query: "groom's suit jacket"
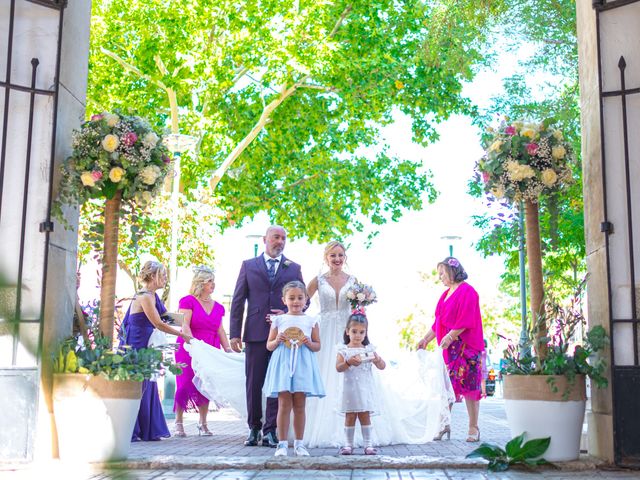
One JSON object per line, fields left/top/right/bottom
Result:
{"left": 230, "top": 255, "right": 304, "bottom": 343}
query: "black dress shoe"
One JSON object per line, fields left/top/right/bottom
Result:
{"left": 244, "top": 427, "right": 261, "bottom": 446}
{"left": 262, "top": 431, "right": 279, "bottom": 447}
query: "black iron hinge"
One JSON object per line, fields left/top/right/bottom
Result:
{"left": 601, "top": 221, "right": 614, "bottom": 234}
{"left": 39, "top": 221, "right": 54, "bottom": 233}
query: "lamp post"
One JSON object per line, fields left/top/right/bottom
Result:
{"left": 160, "top": 134, "right": 197, "bottom": 419}
{"left": 518, "top": 203, "right": 529, "bottom": 349}
{"left": 246, "top": 234, "right": 263, "bottom": 257}
{"left": 162, "top": 133, "right": 197, "bottom": 311}
{"left": 440, "top": 235, "right": 462, "bottom": 257}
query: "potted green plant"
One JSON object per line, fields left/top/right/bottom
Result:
{"left": 499, "top": 281, "right": 608, "bottom": 462}
{"left": 52, "top": 320, "right": 183, "bottom": 462}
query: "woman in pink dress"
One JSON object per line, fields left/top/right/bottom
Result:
{"left": 418, "top": 257, "right": 484, "bottom": 443}
{"left": 173, "top": 266, "right": 231, "bottom": 436}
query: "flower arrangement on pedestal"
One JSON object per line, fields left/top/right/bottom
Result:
{"left": 56, "top": 112, "right": 171, "bottom": 208}
{"left": 475, "top": 119, "right": 608, "bottom": 463}
{"left": 477, "top": 119, "right": 573, "bottom": 204}
{"left": 476, "top": 118, "right": 574, "bottom": 361}
{"left": 55, "top": 112, "right": 171, "bottom": 343}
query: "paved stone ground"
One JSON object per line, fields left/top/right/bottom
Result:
{"left": 4, "top": 395, "right": 639, "bottom": 479}
{"left": 126, "top": 395, "right": 511, "bottom": 459}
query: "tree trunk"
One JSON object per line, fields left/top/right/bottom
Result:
{"left": 100, "top": 191, "right": 122, "bottom": 345}
{"left": 525, "top": 199, "right": 547, "bottom": 360}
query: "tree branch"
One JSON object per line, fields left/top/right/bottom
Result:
{"left": 208, "top": 4, "right": 353, "bottom": 192}
{"left": 279, "top": 173, "right": 320, "bottom": 190}
{"left": 101, "top": 47, "right": 168, "bottom": 91}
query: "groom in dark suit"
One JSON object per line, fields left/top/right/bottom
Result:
{"left": 230, "top": 225, "right": 305, "bottom": 447}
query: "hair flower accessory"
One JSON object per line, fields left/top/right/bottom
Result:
{"left": 447, "top": 258, "right": 460, "bottom": 268}
{"left": 351, "top": 305, "right": 367, "bottom": 316}
{"left": 345, "top": 280, "right": 377, "bottom": 310}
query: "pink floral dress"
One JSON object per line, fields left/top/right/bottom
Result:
{"left": 431, "top": 282, "right": 485, "bottom": 402}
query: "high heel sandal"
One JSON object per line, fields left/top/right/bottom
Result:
{"left": 433, "top": 425, "right": 451, "bottom": 441}
{"left": 197, "top": 423, "right": 213, "bottom": 436}
{"left": 174, "top": 422, "right": 186, "bottom": 438}
{"left": 466, "top": 427, "right": 480, "bottom": 442}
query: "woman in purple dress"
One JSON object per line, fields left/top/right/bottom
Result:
{"left": 119, "top": 261, "right": 193, "bottom": 441}
{"left": 418, "top": 257, "right": 485, "bottom": 443}
{"left": 173, "top": 266, "right": 231, "bottom": 437}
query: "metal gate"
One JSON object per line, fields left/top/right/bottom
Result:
{"left": 594, "top": 0, "right": 640, "bottom": 468}
{"left": 0, "top": 0, "right": 65, "bottom": 461}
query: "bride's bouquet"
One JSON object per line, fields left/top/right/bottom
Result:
{"left": 346, "top": 280, "right": 377, "bottom": 310}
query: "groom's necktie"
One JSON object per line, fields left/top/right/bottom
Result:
{"left": 267, "top": 258, "right": 278, "bottom": 282}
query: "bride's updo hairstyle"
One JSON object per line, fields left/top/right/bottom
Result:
{"left": 343, "top": 311, "right": 370, "bottom": 346}
{"left": 437, "top": 256, "right": 468, "bottom": 283}
{"left": 139, "top": 260, "right": 167, "bottom": 287}
{"left": 190, "top": 266, "right": 215, "bottom": 297}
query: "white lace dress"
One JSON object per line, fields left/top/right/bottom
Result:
{"left": 304, "top": 274, "right": 456, "bottom": 447}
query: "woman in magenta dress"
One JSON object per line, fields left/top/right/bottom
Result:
{"left": 119, "top": 261, "right": 192, "bottom": 441}
{"left": 173, "top": 266, "right": 231, "bottom": 436}
{"left": 418, "top": 257, "right": 484, "bottom": 443}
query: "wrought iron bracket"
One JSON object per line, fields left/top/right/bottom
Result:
{"left": 601, "top": 221, "right": 614, "bottom": 234}
{"left": 39, "top": 221, "right": 54, "bottom": 233}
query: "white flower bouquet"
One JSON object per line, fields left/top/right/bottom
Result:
{"left": 476, "top": 118, "right": 574, "bottom": 204}
{"left": 55, "top": 112, "right": 171, "bottom": 211}
{"left": 345, "top": 280, "right": 377, "bottom": 310}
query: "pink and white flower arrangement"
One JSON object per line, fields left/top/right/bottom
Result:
{"left": 476, "top": 118, "right": 574, "bottom": 204}
{"left": 56, "top": 112, "right": 171, "bottom": 210}
{"left": 345, "top": 280, "right": 377, "bottom": 310}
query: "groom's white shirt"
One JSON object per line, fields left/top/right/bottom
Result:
{"left": 262, "top": 252, "right": 282, "bottom": 275}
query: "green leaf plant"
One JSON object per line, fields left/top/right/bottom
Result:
{"left": 500, "top": 277, "right": 609, "bottom": 399}
{"left": 53, "top": 303, "right": 184, "bottom": 381}
{"left": 466, "top": 433, "right": 552, "bottom": 472}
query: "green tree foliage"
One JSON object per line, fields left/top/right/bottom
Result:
{"left": 77, "top": 193, "right": 219, "bottom": 292}
{"left": 470, "top": 0, "right": 584, "bottom": 298}
{"left": 87, "top": 0, "right": 506, "bottom": 243}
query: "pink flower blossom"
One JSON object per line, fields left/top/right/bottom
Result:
{"left": 91, "top": 170, "right": 103, "bottom": 181}
{"left": 526, "top": 142, "right": 539, "bottom": 155}
{"left": 90, "top": 114, "right": 104, "bottom": 121}
{"left": 122, "top": 132, "right": 138, "bottom": 147}
{"left": 482, "top": 171, "right": 490, "bottom": 183}
{"left": 505, "top": 125, "right": 516, "bottom": 136}
{"left": 162, "top": 155, "right": 171, "bottom": 164}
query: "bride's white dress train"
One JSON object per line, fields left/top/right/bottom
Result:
{"left": 185, "top": 274, "right": 454, "bottom": 447}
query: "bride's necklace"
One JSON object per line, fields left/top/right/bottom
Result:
{"left": 197, "top": 296, "right": 213, "bottom": 303}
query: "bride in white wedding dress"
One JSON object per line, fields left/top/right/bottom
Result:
{"left": 304, "top": 241, "right": 455, "bottom": 448}
{"left": 185, "top": 241, "right": 454, "bottom": 448}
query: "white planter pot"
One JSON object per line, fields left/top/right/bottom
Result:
{"left": 503, "top": 375, "right": 586, "bottom": 462}
{"left": 53, "top": 374, "right": 142, "bottom": 462}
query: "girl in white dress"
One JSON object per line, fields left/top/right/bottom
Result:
{"left": 336, "top": 311, "right": 386, "bottom": 455}
{"left": 263, "top": 281, "right": 325, "bottom": 457}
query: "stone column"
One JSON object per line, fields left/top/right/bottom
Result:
{"left": 35, "top": 2, "right": 92, "bottom": 460}
{"left": 576, "top": 1, "right": 613, "bottom": 463}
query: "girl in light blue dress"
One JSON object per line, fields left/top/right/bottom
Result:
{"left": 264, "top": 281, "right": 325, "bottom": 457}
